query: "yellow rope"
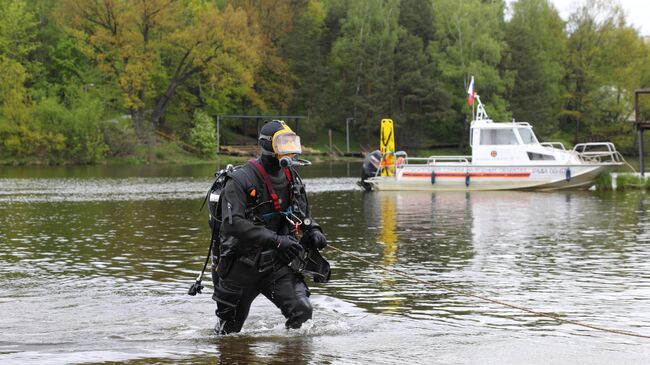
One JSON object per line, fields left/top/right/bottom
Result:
{"left": 618, "top": 153, "right": 638, "bottom": 174}
{"left": 327, "top": 244, "right": 650, "bottom": 340}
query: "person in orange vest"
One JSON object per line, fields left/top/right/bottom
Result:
{"left": 212, "top": 120, "right": 327, "bottom": 335}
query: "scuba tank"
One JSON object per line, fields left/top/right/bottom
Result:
{"left": 188, "top": 164, "right": 239, "bottom": 296}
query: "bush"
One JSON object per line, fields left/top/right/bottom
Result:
{"left": 33, "top": 95, "right": 107, "bottom": 163}
{"left": 0, "top": 121, "right": 66, "bottom": 159}
{"left": 615, "top": 174, "right": 650, "bottom": 190}
{"left": 190, "top": 110, "right": 217, "bottom": 158}
{"left": 102, "top": 117, "right": 138, "bottom": 157}
{"left": 594, "top": 171, "right": 613, "bottom": 190}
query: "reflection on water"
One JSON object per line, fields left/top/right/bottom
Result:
{"left": 1, "top": 164, "right": 650, "bottom": 364}
{"left": 214, "top": 336, "right": 314, "bottom": 365}
{"left": 377, "top": 194, "right": 399, "bottom": 312}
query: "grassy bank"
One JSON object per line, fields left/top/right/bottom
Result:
{"left": 105, "top": 141, "right": 247, "bottom": 166}
{"left": 0, "top": 140, "right": 244, "bottom": 167}
{"left": 596, "top": 172, "right": 650, "bottom": 191}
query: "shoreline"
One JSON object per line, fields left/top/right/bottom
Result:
{"left": 0, "top": 152, "right": 362, "bottom": 167}
{"left": 0, "top": 139, "right": 362, "bottom": 167}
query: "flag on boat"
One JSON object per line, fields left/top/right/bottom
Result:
{"left": 467, "top": 76, "right": 475, "bottom": 106}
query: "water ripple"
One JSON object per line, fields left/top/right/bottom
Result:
{"left": 0, "top": 177, "right": 361, "bottom": 203}
{"left": 2, "top": 176, "right": 650, "bottom": 363}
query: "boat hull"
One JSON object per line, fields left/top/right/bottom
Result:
{"left": 365, "top": 164, "right": 617, "bottom": 191}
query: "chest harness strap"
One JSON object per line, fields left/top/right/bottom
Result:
{"left": 248, "top": 159, "right": 293, "bottom": 212}
{"left": 248, "top": 159, "right": 303, "bottom": 240}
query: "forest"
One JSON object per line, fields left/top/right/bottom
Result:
{"left": 1, "top": 0, "right": 649, "bottom": 164}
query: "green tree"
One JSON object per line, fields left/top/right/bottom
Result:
{"left": 330, "top": 0, "right": 401, "bottom": 143}
{"left": 0, "top": 56, "right": 30, "bottom": 124}
{"left": 0, "top": 0, "right": 37, "bottom": 122}
{"left": 228, "top": 0, "right": 302, "bottom": 114}
{"left": 190, "top": 110, "right": 217, "bottom": 158}
{"left": 0, "top": 54, "right": 67, "bottom": 159}
{"left": 282, "top": 0, "right": 327, "bottom": 120}
{"left": 398, "top": 0, "right": 435, "bottom": 47}
{"left": 431, "top": 0, "right": 511, "bottom": 145}
{"left": 33, "top": 92, "right": 107, "bottom": 163}
{"left": 393, "top": 4, "right": 451, "bottom": 148}
{"left": 0, "top": 0, "right": 39, "bottom": 66}
{"left": 505, "top": 0, "right": 566, "bottom": 138}
{"left": 0, "top": 0, "right": 67, "bottom": 159}
{"left": 27, "top": 0, "right": 96, "bottom": 101}
{"left": 563, "top": 0, "right": 650, "bottom": 145}
{"left": 57, "top": 0, "right": 262, "bottom": 145}
{"left": 152, "top": 2, "right": 262, "bottom": 130}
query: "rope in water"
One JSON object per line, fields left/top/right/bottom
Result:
{"left": 327, "top": 244, "right": 650, "bottom": 340}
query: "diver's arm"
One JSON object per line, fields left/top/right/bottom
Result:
{"left": 220, "top": 179, "right": 276, "bottom": 249}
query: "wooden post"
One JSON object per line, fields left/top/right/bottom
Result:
{"left": 635, "top": 90, "right": 650, "bottom": 176}
{"left": 346, "top": 117, "right": 353, "bottom": 153}
{"left": 328, "top": 129, "right": 333, "bottom": 154}
{"left": 637, "top": 92, "right": 642, "bottom": 176}
{"left": 216, "top": 115, "right": 220, "bottom": 154}
{"left": 639, "top": 128, "right": 645, "bottom": 176}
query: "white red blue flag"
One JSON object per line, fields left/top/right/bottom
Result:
{"left": 467, "top": 76, "right": 475, "bottom": 106}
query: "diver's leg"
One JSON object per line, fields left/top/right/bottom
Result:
{"left": 213, "top": 262, "right": 260, "bottom": 335}
{"left": 213, "top": 279, "right": 256, "bottom": 334}
{"left": 262, "top": 271, "right": 312, "bottom": 329}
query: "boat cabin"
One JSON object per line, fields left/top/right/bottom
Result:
{"left": 470, "top": 119, "right": 564, "bottom": 164}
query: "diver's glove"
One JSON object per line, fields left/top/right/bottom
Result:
{"left": 304, "top": 229, "right": 327, "bottom": 250}
{"left": 274, "top": 234, "right": 304, "bottom": 263}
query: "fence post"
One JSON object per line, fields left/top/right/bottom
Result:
{"left": 328, "top": 129, "right": 333, "bottom": 154}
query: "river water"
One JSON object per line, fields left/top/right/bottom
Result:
{"left": 1, "top": 163, "right": 650, "bottom": 364}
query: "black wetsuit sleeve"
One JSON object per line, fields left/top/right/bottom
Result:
{"left": 220, "top": 178, "right": 277, "bottom": 250}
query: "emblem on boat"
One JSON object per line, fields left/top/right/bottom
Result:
{"left": 491, "top": 150, "right": 497, "bottom": 157}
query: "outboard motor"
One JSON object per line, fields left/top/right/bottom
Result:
{"left": 358, "top": 150, "right": 382, "bottom": 191}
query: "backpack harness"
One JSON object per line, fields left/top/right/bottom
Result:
{"left": 247, "top": 159, "right": 299, "bottom": 229}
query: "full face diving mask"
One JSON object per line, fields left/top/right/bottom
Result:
{"left": 267, "top": 122, "right": 302, "bottom": 157}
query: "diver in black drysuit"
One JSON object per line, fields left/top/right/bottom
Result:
{"left": 212, "top": 120, "right": 327, "bottom": 335}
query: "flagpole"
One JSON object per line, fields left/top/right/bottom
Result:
{"left": 472, "top": 100, "right": 475, "bottom": 120}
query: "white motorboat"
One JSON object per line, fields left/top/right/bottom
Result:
{"left": 360, "top": 96, "right": 624, "bottom": 191}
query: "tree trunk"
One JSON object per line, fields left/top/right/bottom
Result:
{"left": 151, "top": 78, "right": 182, "bottom": 128}
{"left": 131, "top": 108, "right": 146, "bottom": 142}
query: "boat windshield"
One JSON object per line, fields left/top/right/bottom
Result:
{"left": 518, "top": 127, "right": 538, "bottom": 144}
{"left": 480, "top": 129, "right": 519, "bottom": 145}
